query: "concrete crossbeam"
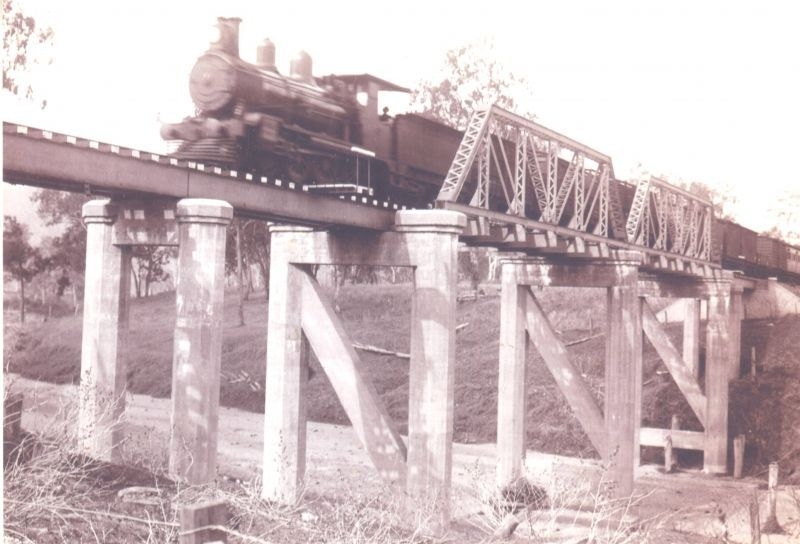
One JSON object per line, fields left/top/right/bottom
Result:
{"left": 79, "top": 200, "right": 131, "bottom": 462}
{"left": 169, "top": 199, "right": 232, "bottom": 485}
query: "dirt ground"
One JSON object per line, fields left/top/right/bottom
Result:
{"left": 7, "top": 375, "right": 799, "bottom": 543}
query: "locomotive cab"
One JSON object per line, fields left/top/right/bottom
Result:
{"left": 322, "top": 74, "right": 410, "bottom": 160}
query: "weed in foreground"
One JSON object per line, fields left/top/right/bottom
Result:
{"left": 461, "top": 458, "right": 656, "bottom": 543}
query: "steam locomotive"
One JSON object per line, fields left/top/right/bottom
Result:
{"left": 162, "top": 17, "right": 800, "bottom": 282}
{"left": 160, "top": 16, "right": 463, "bottom": 206}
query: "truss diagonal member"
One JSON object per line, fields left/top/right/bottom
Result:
{"left": 553, "top": 153, "right": 584, "bottom": 226}
{"left": 470, "top": 131, "right": 492, "bottom": 209}
{"left": 543, "top": 141, "right": 560, "bottom": 222}
{"left": 687, "top": 202, "right": 701, "bottom": 257}
{"left": 525, "top": 135, "right": 548, "bottom": 216}
{"left": 606, "top": 168, "right": 627, "bottom": 240}
{"left": 510, "top": 131, "right": 527, "bottom": 216}
{"left": 493, "top": 132, "right": 517, "bottom": 211}
{"left": 437, "top": 108, "right": 491, "bottom": 202}
{"left": 626, "top": 176, "right": 652, "bottom": 244}
{"left": 652, "top": 188, "right": 668, "bottom": 251}
{"left": 700, "top": 211, "right": 712, "bottom": 260}
{"left": 670, "top": 195, "right": 685, "bottom": 254}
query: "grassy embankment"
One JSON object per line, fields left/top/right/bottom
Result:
{"left": 8, "top": 282, "right": 690, "bottom": 459}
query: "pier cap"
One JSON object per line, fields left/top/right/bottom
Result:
{"left": 393, "top": 209, "right": 466, "bottom": 234}
{"left": 176, "top": 198, "right": 233, "bottom": 225}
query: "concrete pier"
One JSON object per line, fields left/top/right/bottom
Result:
{"left": 495, "top": 253, "right": 641, "bottom": 497}
{"left": 261, "top": 210, "right": 464, "bottom": 528}
{"left": 605, "top": 283, "right": 642, "bottom": 494}
{"left": 704, "top": 283, "right": 732, "bottom": 474}
{"left": 169, "top": 199, "right": 232, "bottom": 484}
{"left": 79, "top": 200, "right": 131, "bottom": 462}
{"left": 396, "top": 211, "right": 462, "bottom": 528}
{"left": 496, "top": 267, "right": 528, "bottom": 486}
{"left": 262, "top": 227, "right": 311, "bottom": 503}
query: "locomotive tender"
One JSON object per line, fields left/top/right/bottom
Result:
{"left": 162, "top": 17, "right": 800, "bottom": 282}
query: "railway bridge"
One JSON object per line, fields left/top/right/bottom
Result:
{"left": 2, "top": 113, "right": 772, "bottom": 529}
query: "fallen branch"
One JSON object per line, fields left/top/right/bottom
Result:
{"left": 353, "top": 342, "right": 409, "bottom": 359}
{"left": 353, "top": 323, "right": 469, "bottom": 360}
{"left": 564, "top": 333, "right": 604, "bottom": 347}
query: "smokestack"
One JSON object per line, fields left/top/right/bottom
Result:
{"left": 212, "top": 17, "right": 242, "bottom": 57}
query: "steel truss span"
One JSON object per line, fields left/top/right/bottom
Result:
{"left": 436, "top": 105, "right": 721, "bottom": 276}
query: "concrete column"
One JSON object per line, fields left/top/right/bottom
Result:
{"left": 605, "top": 283, "right": 641, "bottom": 496}
{"left": 683, "top": 298, "right": 701, "bottom": 379}
{"left": 704, "top": 283, "right": 731, "bottom": 474}
{"left": 396, "top": 210, "right": 464, "bottom": 529}
{"left": 262, "top": 226, "right": 311, "bottom": 503}
{"left": 728, "top": 289, "right": 743, "bottom": 381}
{"left": 79, "top": 200, "right": 131, "bottom": 462}
{"left": 496, "top": 263, "right": 528, "bottom": 487}
{"left": 169, "top": 199, "right": 232, "bottom": 484}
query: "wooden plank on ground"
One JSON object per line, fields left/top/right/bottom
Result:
{"left": 299, "top": 271, "right": 407, "bottom": 487}
{"left": 639, "top": 427, "right": 705, "bottom": 450}
{"left": 641, "top": 302, "right": 707, "bottom": 426}
{"left": 524, "top": 288, "right": 607, "bottom": 457}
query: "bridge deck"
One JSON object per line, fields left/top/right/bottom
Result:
{"left": 2, "top": 123, "right": 396, "bottom": 231}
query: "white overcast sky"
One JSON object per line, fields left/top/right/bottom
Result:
{"left": 2, "top": 0, "right": 799, "bottom": 235}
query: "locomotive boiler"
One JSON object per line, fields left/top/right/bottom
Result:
{"left": 161, "top": 17, "right": 462, "bottom": 206}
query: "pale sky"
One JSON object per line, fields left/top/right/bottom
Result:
{"left": 3, "top": 0, "right": 799, "bottom": 236}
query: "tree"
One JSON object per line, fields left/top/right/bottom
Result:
{"left": 3, "top": 0, "right": 53, "bottom": 107}
{"left": 131, "top": 246, "right": 173, "bottom": 298}
{"left": 225, "top": 219, "right": 272, "bottom": 325}
{"left": 679, "top": 180, "right": 739, "bottom": 222}
{"left": 4, "top": 217, "right": 48, "bottom": 322}
{"left": 410, "top": 37, "right": 535, "bottom": 130}
{"left": 766, "top": 192, "right": 800, "bottom": 245}
{"left": 31, "top": 190, "right": 88, "bottom": 312}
